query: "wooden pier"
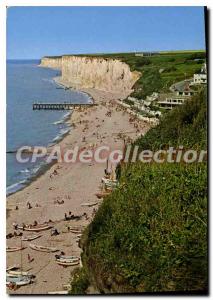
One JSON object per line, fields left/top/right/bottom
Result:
{"left": 33, "top": 102, "right": 96, "bottom": 110}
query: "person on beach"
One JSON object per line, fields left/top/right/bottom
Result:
{"left": 28, "top": 253, "right": 34, "bottom": 263}
{"left": 51, "top": 228, "right": 59, "bottom": 236}
{"left": 53, "top": 169, "right": 58, "bottom": 175}
{"left": 27, "top": 202, "right": 32, "bottom": 209}
{"left": 83, "top": 212, "right": 89, "bottom": 220}
{"left": 13, "top": 222, "right": 18, "bottom": 230}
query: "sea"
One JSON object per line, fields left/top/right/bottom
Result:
{"left": 7, "top": 59, "right": 90, "bottom": 195}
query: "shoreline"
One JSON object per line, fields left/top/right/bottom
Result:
{"left": 6, "top": 81, "right": 150, "bottom": 294}
{"left": 6, "top": 75, "right": 92, "bottom": 197}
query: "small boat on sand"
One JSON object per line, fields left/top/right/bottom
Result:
{"left": 81, "top": 202, "right": 98, "bottom": 207}
{"left": 29, "top": 243, "right": 59, "bottom": 253}
{"left": 7, "top": 270, "right": 30, "bottom": 277}
{"left": 48, "top": 291, "right": 68, "bottom": 294}
{"left": 6, "top": 265, "right": 20, "bottom": 272}
{"left": 69, "top": 228, "right": 82, "bottom": 234}
{"left": 56, "top": 260, "right": 79, "bottom": 267}
{"left": 55, "top": 255, "right": 80, "bottom": 263}
{"left": 17, "top": 224, "right": 52, "bottom": 232}
{"left": 6, "top": 275, "right": 33, "bottom": 287}
{"left": 22, "top": 234, "right": 42, "bottom": 241}
{"left": 6, "top": 246, "right": 25, "bottom": 252}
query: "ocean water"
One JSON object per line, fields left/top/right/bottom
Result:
{"left": 7, "top": 60, "right": 90, "bottom": 195}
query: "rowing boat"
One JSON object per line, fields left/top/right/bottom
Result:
{"left": 70, "top": 229, "right": 82, "bottom": 234}
{"left": 81, "top": 202, "right": 98, "bottom": 207}
{"left": 7, "top": 271, "right": 29, "bottom": 277}
{"left": 6, "top": 246, "right": 25, "bottom": 252}
{"left": 56, "top": 255, "right": 80, "bottom": 263}
{"left": 6, "top": 265, "right": 20, "bottom": 272}
{"left": 6, "top": 275, "right": 33, "bottom": 286}
{"left": 29, "top": 243, "right": 59, "bottom": 253}
{"left": 17, "top": 224, "right": 52, "bottom": 232}
{"left": 22, "top": 234, "right": 42, "bottom": 241}
{"left": 48, "top": 291, "right": 68, "bottom": 294}
{"left": 56, "top": 255, "right": 79, "bottom": 260}
{"left": 56, "top": 260, "right": 79, "bottom": 267}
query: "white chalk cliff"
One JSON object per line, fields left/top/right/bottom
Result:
{"left": 40, "top": 55, "right": 140, "bottom": 93}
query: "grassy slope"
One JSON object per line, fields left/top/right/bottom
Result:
{"left": 45, "top": 50, "right": 205, "bottom": 98}
{"left": 70, "top": 89, "right": 207, "bottom": 294}
{"left": 76, "top": 51, "right": 206, "bottom": 98}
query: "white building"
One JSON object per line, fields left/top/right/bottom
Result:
{"left": 193, "top": 73, "right": 207, "bottom": 85}
{"left": 158, "top": 96, "right": 187, "bottom": 110}
{"left": 192, "top": 62, "right": 207, "bottom": 85}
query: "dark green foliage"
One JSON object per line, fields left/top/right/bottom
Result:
{"left": 77, "top": 90, "right": 207, "bottom": 294}
{"left": 135, "top": 89, "right": 207, "bottom": 151}
{"left": 132, "top": 68, "right": 163, "bottom": 99}
{"left": 46, "top": 51, "right": 206, "bottom": 97}
{"left": 187, "top": 53, "right": 206, "bottom": 60}
{"left": 162, "top": 66, "right": 177, "bottom": 73}
{"left": 69, "top": 268, "right": 90, "bottom": 294}
{"left": 83, "top": 163, "right": 207, "bottom": 293}
{"left": 124, "top": 98, "right": 134, "bottom": 106}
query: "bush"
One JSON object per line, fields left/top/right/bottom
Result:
{"left": 132, "top": 68, "right": 163, "bottom": 99}
{"left": 162, "top": 66, "right": 177, "bottom": 73}
{"left": 79, "top": 89, "right": 207, "bottom": 293}
{"left": 69, "top": 268, "right": 90, "bottom": 294}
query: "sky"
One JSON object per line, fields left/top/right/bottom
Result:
{"left": 7, "top": 6, "right": 206, "bottom": 59}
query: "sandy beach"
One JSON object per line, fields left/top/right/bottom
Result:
{"left": 6, "top": 87, "right": 150, "bottom": 294}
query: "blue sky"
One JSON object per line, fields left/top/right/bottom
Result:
{"left": 7, "top": 6, "right": 206, "bottom": 59}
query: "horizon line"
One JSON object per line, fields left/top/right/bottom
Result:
{"left": 7, "top": 48, "right": 206, "bottom": 60}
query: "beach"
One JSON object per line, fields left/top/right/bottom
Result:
{"left": 6, "top": 87, "right": 150, "bottom": 294}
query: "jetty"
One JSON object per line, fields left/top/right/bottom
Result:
{"left": 33, "top": 102, "right": 97, "bottom": 110}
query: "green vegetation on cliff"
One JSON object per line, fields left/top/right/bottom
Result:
{"left": 70, "top": 89, "right": 207, "bottom": 294}
{"left": 77, "top": 50, "right": 205, "bottom": 98}
{"left": 44, "top": 50, "right": 205, "bottom": 99}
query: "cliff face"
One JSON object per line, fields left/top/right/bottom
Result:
{"left": 39, "top": 56, "right": 62, "bottom": 69}
{"left": 40, "top": 55, "right": 140, "bottom": 93}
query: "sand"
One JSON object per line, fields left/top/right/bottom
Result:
{"left": 6, "top": 88, "right": 150, "bottom": 294}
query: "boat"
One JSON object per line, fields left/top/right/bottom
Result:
{"left": 22, "top": 234, "right": 42, "bottom": 241}
{"left": 56, "top": 260, "right": 79, "bottom": 267}
{"left": 69, "top": 228, "right": 82, "bottom": 234}
{"left": 81, "top": 202, "right": 98, "bottom": 207}
{"left": 56, "top": 255, "right": 80, "bottom": 263}
{"left": 6, "top": 246, "right": 25, "bottom": 252}
{"left": 6, "top": 265, "right": 20, "bottom": 272}
{"left": 29, "top": 243, "right": 59, "bottom": 253}
{"left": 56, "top": 254, "right": 79, "bottom": 260}
{"left": 48, "top": 291, "right": 68, "bottom": 294}
{"left": 17, "top": 224, "right": 52, "bottom": 232}
{"left": 6, "top": 275, "right": 33, "bottom": 286}
{"left": 7, "top": 270, "right": 30, "bottom": 277}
